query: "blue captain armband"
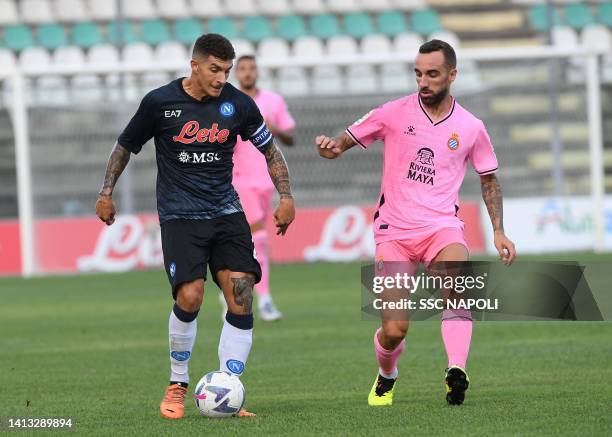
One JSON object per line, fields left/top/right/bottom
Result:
{"left": 249, "top": 122, "right": 273, "bottom": 150}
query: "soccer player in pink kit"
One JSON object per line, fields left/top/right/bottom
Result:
{"left": 316, "top": 40, "right": 516, "bottom": 406}
{"left": 233, "top": 55, "right": 296, "bottom": 321}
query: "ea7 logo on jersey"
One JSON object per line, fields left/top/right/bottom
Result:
{"left": 164, "top": 109, "right": 182, "bottom": 118}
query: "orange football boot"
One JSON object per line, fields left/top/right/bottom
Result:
{"left": 160, "top": 383, "right": 187, "bottom": 419}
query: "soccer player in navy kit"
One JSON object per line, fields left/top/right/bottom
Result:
{"left": 95, "top": 34, "right": 295, "bottom": 419}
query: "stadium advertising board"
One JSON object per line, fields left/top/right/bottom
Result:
{"left": 483, "top": 196, "right": 612, "bottom": 253}
{"left": 0, "top": 203, "right": 483, "bottom": 275}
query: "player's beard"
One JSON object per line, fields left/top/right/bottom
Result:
{"left": 419, "top": 86, "right": 449, "bottom": 107}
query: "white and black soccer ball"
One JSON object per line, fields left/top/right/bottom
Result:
{"left": 193, "top": 371, "right": 245, "bottom": 418}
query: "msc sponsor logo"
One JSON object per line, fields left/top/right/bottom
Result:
{"left": 178, "top": 151, "right": 222, "bottom": 164}
{"left": 226, "top": 359, "right": 245, "bottom": 374}
{"left": 173, "top": 121, "right": 230, "bottom": 144}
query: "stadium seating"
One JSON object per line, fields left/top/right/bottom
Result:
{"left": 86, "top": 0, "right": 117, "bottom": 20}
{"left": 562, "top": 3, "right": 594, "bottom": 29}
{"left": 393, "top": 32, "right": 423, "bottom": 54}
{"left": 0, "top": 0, "right": 18, "bottom": 25}
{"left": 597, "top": 2, "right": 612, "bottom": 27}
{"left": 37, "top": 23, "right": 67, "bottom": 50}
{"left": 208, "top": 17, "right": 239, "bottom": 39}
{"left": 327, "top": 0, "right": 361, "bottom": 13}
{"left": 293, "top": 36, "right": 324, "bottom": 58}
{"left": 391, "top": 0, "right": 428, "bottom": 11}
{"left": 190, "top": 0, "right": 223, "bottom": 18}
{"left": 344, "top": 12, "right": 375, "bottom": 39}
{"left": 243, "top": 15, "right": 273, "bottom": 42}
{"left": 346, "top": 65, "right": 377, "bottom": 94}
{"left": 107, "top": 21, "right": 140, "bottom": 45}
{"left": 377, "top": 11, "right": 409, "bottom": 37}
{"left": 174, "top": 18, "right": 204, "bottom": 45}
{"left": 410, "top": 9, "right": 442, "bottom": 35}
{"left": 225, "top": 0, "right": 257, "bottom": 16}
{"left": 582, "top": 25, "right": 612, "bottom": 52}
{"left": 291, "top": 0, "right": 325, "bottom": 15}
{"left": 361, "top": 34, "right": 392, "bottom": 56}
{"left": 529, "top": 5, "right": 561, "bottom": 31}
{"left": 257, "top": 38, "right": 290, "bottom": 62}
{"left": 20, "top": 0, "right": 54, "bottom": 24}
{"left": 155, "top": 41, "right": 188, "bottom": 63}
{"left": 120, "top": 0, "right": 156, "bottom": 20}
{"left": 4, "top": 25, "right": 35, "bottom": 52}
{"left": 259, "top": 0, "right": 291, "bottom": 16}
{"left": 277, "top": 66, "right": 309, "bottom": 96}
{"left": 231, "top": 39, "right": 256, "bottom": 57}
{"left": 310, "top": 14, "right": 341, "bottom": 39}
{"left": 157, "top": 0, "right": 189, "bottom": 19}
{"left": 381, "top": 63, "right": 413, "bottom": 92}
{"left": 73, "top": 22, "right": 103, "bottom": 48}
{"left": 141, "top": 19, "right": 172, "bottom": 46}
{"left": 312, "top": 65, "right": 344, "bottom": 94}
{"left": 327, "top": 35, "right": 358, "bottom": 57}
{"left": 364, "top": 0, "right": 392, "bottom": 13}
{"left": 0, "top": 49, "right": 17, "bottom": 69}
{"left": 54, "top": 0, "right": 87, "bottom": 23}
{"left": 277, "top": 15, "right": 307, "bottom": 42}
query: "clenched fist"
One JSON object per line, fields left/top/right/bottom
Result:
{"left": 95, "top": 194, "right": 116, "bottom": 225}
{"left": 315, "top": 135, "right": 342, "bottom": 159}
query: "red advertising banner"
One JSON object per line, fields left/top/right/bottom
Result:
{"left": 0, "top": 203, "right": 484, "bottom": 276}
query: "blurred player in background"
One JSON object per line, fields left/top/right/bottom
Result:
{"left": 316, "top": 40, "right": 515, "bottom": 406}
{"left": 95, "top": 34, "right": 295, "bottom": 419}
{"left": 232, "top": 55, "right": 296, "bottom": 321}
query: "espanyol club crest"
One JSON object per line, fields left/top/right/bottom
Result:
{"left": 219, "top": 102, "right": 235, "bottom": 117}
{"left": 447, "top": 132, "right": 460, "bottom": 151}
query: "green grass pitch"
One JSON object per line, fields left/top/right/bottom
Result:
{"left": 1, "top": 258, "right": 611, "bottom": 436}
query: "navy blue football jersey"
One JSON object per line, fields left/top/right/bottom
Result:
{"left": 118, "top": 79, "right": 273, "bottom": 223}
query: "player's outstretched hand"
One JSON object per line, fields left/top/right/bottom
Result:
{"left": 95, "top": 194, "right": 116, "bottom": 226}
{"left": 494, "top": 231, "right": 516, "bottom": 266}
{"left": 274, "top": 197, "right": 295, "bottom": 236}
{"left": 316, "top": 135, "right": 342, "bottom": 159}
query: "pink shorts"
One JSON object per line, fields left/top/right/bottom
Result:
{"left": 234, "top": 185, "right": 274, "bottom": 225}
{"left": 375, "top": 227, "right": 468, "bottom": 266}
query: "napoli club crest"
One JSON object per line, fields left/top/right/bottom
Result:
{"left": 448, "top": 133, "right": 460, "bottom": 151}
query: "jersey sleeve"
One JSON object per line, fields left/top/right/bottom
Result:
{"left": 240, "top": 96, "right": 273, "bottom": 151}
{"left": 273, "top": 96, "right": 295, "bottom": 132}
{"left": 345, "top": 105, "right": 386, "bottom": 149}
{"left": 117, "top": 92, "right": 158, "bottom": 154}
{"left": 469, "top": 121, "right": 498, "bottom": 175}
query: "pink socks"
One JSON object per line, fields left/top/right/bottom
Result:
{"left": 373, "top": 328, "right": 405, "bottom": 379}
{"left": 252, "top": 230, "right": 269, "bottom": 296}
{"left": 441, "top": 310, "right": 473, "bottom": 369}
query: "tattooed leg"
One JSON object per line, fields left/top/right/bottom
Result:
{"left": 231, "top": 276, "right": 255, "bottom": 314}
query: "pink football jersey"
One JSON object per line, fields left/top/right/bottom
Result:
{"left": 346, "top": 93, "right": 498, "bottom": 244}
{"left": 233, "top": 89, "right": 295, "bottom": 190}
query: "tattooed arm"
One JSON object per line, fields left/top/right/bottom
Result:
{"left": 480, "top": 173, "right": 516, "bottom": 265}
{"left": 263, "top": 141, "right": 295, "bottom": 235}
{"left": 95, "top": 143, "right": 131, "bottom": 225}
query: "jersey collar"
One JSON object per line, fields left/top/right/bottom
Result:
{"left": 418, "top": 95, "right": 456, "bottom": 126}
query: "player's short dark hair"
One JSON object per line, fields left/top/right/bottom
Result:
{"left": 192, "top": 33, "right": 235, "bottom": 61}
{"left": 236, "top": 55, "right": 256, "bottom": 66}
{"left": 419, "top": 39, "right": 456, "bottom": 70}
